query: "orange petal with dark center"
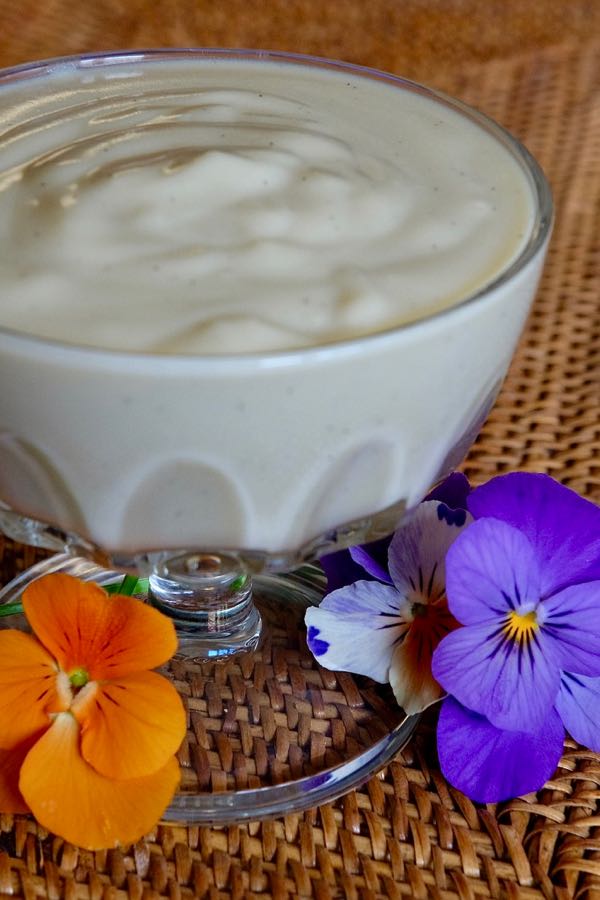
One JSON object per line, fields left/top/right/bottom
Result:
{"left": 390, "top": 635, "right": 444, "bottom": 714}
{"left": 0, "top": 743, "right": 32, "bottom": 814}
{"left": 23, "top": 574, "right": 177, "bottom": 678}
{"left": 389, "top": 606, "right": 456, "bottom": 715}
{"left": 19, "top": 712, "right": 180, "bottom": 850}
{"left": 72, "top": 671, "right": 186, "bottom": 779}
{"left": 0, "top": 630, "right": 66, "bottom": 748}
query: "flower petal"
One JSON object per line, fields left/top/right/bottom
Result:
{"left": 389, "top": 594, "right": 457, "bottom": 713}
{"left": 437, "top": 697, "right": 564, "bottom": 802}
{"left": 432, "top": 621, "right": 561, "bottom": 732}
{"left": 320, "top": 535, "right": 392, "bottom": 593}
{"left": 389, "top": 626, "right": 444, "bottom": 714}
{"left": 19, "top": 712, "right": 180, "bottom": 850}
{"left": 541, "top": 583, "right": 600, "bottom": 676}
{"left": 556, "top": 672, "right": 600, "bottom": 751}
{"left": 72, "top": 671, "right": 186, "bottom": 780}
{"left": 0, "top": 630, "right": 66, "bottom": 748}
{"left": 316, "top": 579, "right": 401, "bottom": 616}
{"left": 305, "top": 581, "right": 408, "bottom": 682}
{"left": 349, "top": 538, "right": 392, "bottom": 583}
{"left": 320, "top": 549, "right": 372, "bottom": 593}
{"left": 468, "top": 473, "right": 600, "bottom": 596}
{"left": 445, "top": 518, "right": 542, "bottom": 625}
{"left": 23, "top": 574, "right": 177, "bottom": 678}
{"left": 388, "top": 501, "right": 471, "bottom": 600}
{"left": 0, "top": 743, "right": 32, "bottom": 813}
{"left": 426, "top": 472, "right": 471, "bottom": 509}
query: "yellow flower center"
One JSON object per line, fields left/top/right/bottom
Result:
{"left": 503, "top": 609, "right": 539, "bottom": 645}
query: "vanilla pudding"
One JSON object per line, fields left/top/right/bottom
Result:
{"left": 0, "top": 51, "right": 551, "bottom": 562}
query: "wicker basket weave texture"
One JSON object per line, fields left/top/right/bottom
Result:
{"left": 0, "top": 3, "right": 599, "bottom": 896}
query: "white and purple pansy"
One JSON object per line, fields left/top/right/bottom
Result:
{"left": 306, "top": 474, "right": 471, "bottom": 714}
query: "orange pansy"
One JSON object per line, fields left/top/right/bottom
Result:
{"left": 0, "top": 630, "right": 69, "bottom": 748}
{"left": 20, "top": 713, "right": 180, "bottom": 850}
{"left": 23, "top": 573, "right": 178, "bottom": 678}
{"left": 72, "top": 671, "right": 186, "bottom": 780}
{"left": 0, "top": 573, "right": 186, "bottom": 849}
{"left": 0, "top": 744, "right": 32, "bottom": 814}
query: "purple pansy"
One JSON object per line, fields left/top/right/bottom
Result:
{"left": 306, "top": 474, "right": 471, "bottom": 714}
{"left": 433, "top": 472, "right": 600, "bottom": 801}
{"left": 437, "top": 699, "right": 565, "bottom": 802}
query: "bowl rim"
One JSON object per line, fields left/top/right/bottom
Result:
{"left": 0, "top": 47, "right": 553, "bottom": 371}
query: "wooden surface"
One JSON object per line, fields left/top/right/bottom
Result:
{"left": 0, "top": 2, "right": 600, "bottom": 896}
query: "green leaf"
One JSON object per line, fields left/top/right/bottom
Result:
{"left": 230, "top": 574, "right": 248, "bottom": 592}
{"left": 0, "top": 602, "right": 23, "bottom": 618}
{"left": 105, "top": 575, "right": 149, "bottom": 597}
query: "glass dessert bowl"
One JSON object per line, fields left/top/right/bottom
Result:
{"left": 0, "top": 49, "right": 552, "bottom": 822}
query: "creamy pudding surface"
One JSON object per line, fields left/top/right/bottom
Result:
{"left": 0, "top": 57, "right": 533, "bottom": 354}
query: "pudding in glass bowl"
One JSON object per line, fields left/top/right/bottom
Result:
{"left": 0, "top": 50, "right": 552, "bottom": 821}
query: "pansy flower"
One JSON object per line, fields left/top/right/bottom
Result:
{"left": 0, "top": 573, "right": 186, "bottom": 849}
{"left": 306, "top": 473, "right": 471, "bottom": 713}
{"left": 433, "top": 473, "right": 600, "bottom": 801}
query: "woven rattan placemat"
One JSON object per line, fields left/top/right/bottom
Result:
{"left": 0, "top": 2, "right": 599, "bottom": 896}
